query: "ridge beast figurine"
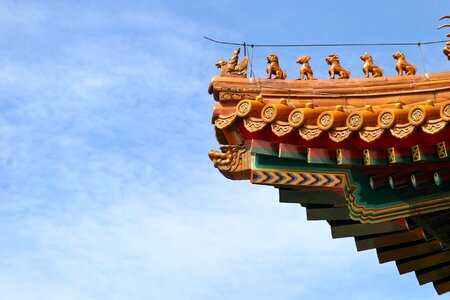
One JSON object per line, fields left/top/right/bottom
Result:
{"left": 360, "top": 52, "right": 384, "bottom": 78}
{"left": 296, "top": 55, "right": 316, "bottom": 80}
{"left": 326, "top": 53, "right": 350, "bottom": 79}
{"left": 393, "top": 51, "right": 417, "bottom": 76}
{"left": 266, "top": 53, "right": 287, "bottom": 79}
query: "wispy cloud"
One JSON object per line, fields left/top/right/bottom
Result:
{"left": 0, "top": 1, "right": 446, "bottom": 299}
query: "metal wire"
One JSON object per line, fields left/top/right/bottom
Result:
{"left": 417, "top": 43, "right": 427, "bottom": 74}
{"left": 204, "top": 36, "right": 447, "bottom": 48}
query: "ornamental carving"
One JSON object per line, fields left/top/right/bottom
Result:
{"left": 263, "top": 107, "right": 275, "bottom": 120}
{"left": 299, "top": 125, "right": 323, "bottom": 140}
{"left": 208, "top": 145, "right": 250, "bottom": 180}
{"left": 215, "top": 48, "right": 248, "bottom": 77}
{"left": 222, "top": 93, "right": 247, "bottom": 100}
{"left": 218, "top": 89, "right": 258, "bottom": 101}
{"left": 290, "top": 111, "right": 303, "bottom": 126}
{"left": 437, "top": 141, "right": 448, "bottom": 159}
{"left": 421, "top": 119, "right": 447, "bottom": 134}
{"left": 320, "top": 114, "right": 332, "bottom": 127}
{"left": 329, "top": 128, "right": 352, "bottom": 143}
{"left": 271, "top": 121, "right": 294, "bottom": 137}
{"left": 379, "top": 112, "right": 393, "bottom": 126}
{"left": 390, "top": 124, "right": 416, "bottom": 139}
{"left": 215, "top": 86, "right": 260, "bottom": 93}
{"left": 444, "top": 104, "right": 450, "bottom": 118}
{"left": 215, "top": 114, "right": 237, "bottom": 129}
{"left": 252, "top": 169, "right": 344, "bottom": 187}
{"left": 348, "top": 114, "right": 361, "bottom": 128}
{"left": 244, "top": 117, "right": 267, "bottom": 132}
{"left": 410, "top": 108, "right": 424, "bottom": 123}
{"left": 359, "top": 127, "right": 385, "bottom": 143}
{"left": 237, "top": 102, "right": 250, "bottom": 116}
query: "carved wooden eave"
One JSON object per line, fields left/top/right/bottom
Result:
{"left": 208, "top": 37, "right": 450, "bottom": 294}
{"left": 209, "top": 72, "right": 450, "bottom": 221}
{"left": 210, "top": 73, "right": 450, "bottom": 145}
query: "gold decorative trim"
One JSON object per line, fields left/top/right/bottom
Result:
{"left": 215, "top": 114, "right": 237, "bottom": 129}
{"left": 437, "top": 142, "right": 448, "bottom": 159}
{"left": 411, "top": 145, "right": 421, "bottom": 162}
{"left": 336, "top": 149, "right": 343, "bottom": 164}
{"left": 359, "top": 127, "right": 384, "bottom": 143}
{"left": 221, "top": 92, "right": 256, "bottom": 101}
{"left": 421, "top": 119, "right": 447, "bottom": 135}
{"left": 390, "top": 123, "right": 416, "bottom": 139}
{"left": 363, "top": 149, "right": 370, "bottom": 165}
{"left": 387, "top": 148, "right": 396, "bottom": 163}
{"left": 328, "top": 127, "right": 352, "bottom": 143}
{"left": 243, "top": 117, "right": 267, "bottom": 132}
{"left": 215, "top": 86, "right": 260, "bottom": 93}
{"left": 252, "top": 169, "right": 344, "bottom": 187}
{"left": 271, "top": 121, "right": 294, "bottom": 137}
{"left": 299, "top": 125, "right": 323, "bottom": 141}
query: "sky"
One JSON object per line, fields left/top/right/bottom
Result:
{"left": 0, "top": 1, "right": 448, "bottom": 299}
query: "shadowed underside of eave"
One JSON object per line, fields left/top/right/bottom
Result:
{"left": 279, "top": 188, "right": 450, "bottom": 295}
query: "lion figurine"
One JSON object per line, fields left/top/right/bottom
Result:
{"left": 296, "top": 55, "right": 315, "bottom": 80}
{"left": 393, "top": 51, "right": 416, "bottom": 76}
{"left": 326, "top": 54, "right": 350, "bottom": 79}
{"left": 215, "top": 48, "right": 248, "bottom": 77}
{"left": 266, "top": 53, "right": 287, "bottom": 80}
{"left": 360, "top": 52, "right": 384, "bottom": 78}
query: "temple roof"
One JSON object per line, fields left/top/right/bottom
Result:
{"left": 208, "top": 28, "right": 450, "bottom": 295}
{"left": 210, "top": 72, "right": 450, "bottom": 146}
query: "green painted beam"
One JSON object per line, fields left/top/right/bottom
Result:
{"left": 337, "top": 149, "right": 363, "bottom": 165}
{"left": 388, "top": 147, "right": 412, "bottom": 164}
{"left": 279, "top": 143, "right": 307, "bottom": 161}
{"left": 363, "top": 149, "right": 388, "bottom": 165}
{"left": 250, "top": 139, "right": 278, "bottom": 156}
{"left": 308, "top": 148, "right": 336, "bottom": 164}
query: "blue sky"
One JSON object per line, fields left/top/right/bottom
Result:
{"left": 0, "top": 1, "right": 448, "bottom": 299}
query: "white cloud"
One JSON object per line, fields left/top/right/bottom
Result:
{"left": 0, "top": 1, "right": 446, "bottom": 299}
